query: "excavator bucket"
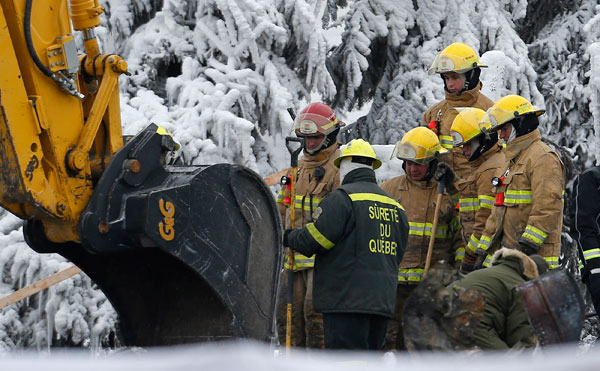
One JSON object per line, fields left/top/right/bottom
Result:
{"left": 25, "top": 124, "right": 283, "bottom": 346}
{"left": 515, "top": 269, "right": 584, "bottom": 345}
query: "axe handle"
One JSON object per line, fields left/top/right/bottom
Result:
{"left": 424, "top": 179, "right": 446, "bottom": 277}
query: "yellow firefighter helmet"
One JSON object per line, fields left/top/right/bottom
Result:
{"left": 334, "top": 138, "right": 382, "bottom": 169}
{"left": 428, "top": 42, "right": 487, "bottom": 75}
{"left": 392, "top": 127, "right": 448, "bottom": 164}
{"left": 479, "top": 95, "right": 545, "bottom": 134}
{"left": 450, "top": 108, "right": 486, "bottom": 146}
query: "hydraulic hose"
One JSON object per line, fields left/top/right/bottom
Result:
{"left": 24, "top": 0, "right": 55, "bottom": 78}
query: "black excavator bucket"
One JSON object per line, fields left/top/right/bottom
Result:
{"left": 25, "top": 124, "right": 282, "bottom": 346}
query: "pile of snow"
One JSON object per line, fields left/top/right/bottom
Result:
{"left": 0, "top": 341, "right": 598, "bottom": 370}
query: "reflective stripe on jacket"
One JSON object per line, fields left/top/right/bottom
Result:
{"left": 477, "top": 130, "right": 565, "bottom": 269}
{"left": 454, "top": 145, "right": 506, "bottom": 254}
{"left": 381, "top": 174, "right": 462, "bottom": 284}
{"left": 277, "top": 144, "right": 341, "bottom": 270}
{"left": 422, "top": 83, "right": 494, "bottom": 180}
{"left": 286, "top": 168, "right": 409, "bottom": 317}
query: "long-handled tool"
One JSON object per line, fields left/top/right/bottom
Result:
{"left": 423, "top": 178, "right": 446, "bottom": 278}
{"left": 284, "top": 136, "right": 304, "bottom": 355}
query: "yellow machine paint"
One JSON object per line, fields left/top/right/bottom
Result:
{"left": 0, "top": 0, "right": 281, "bottom": 346}
{"left": 0, "top": 0, "right": 123, "bottom": 242}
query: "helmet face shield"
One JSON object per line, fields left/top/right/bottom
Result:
{"left": 450, "top": 107, "right": 486, "bottom": 146}
{"left": 428, "top": 51, "right": 487, "bottom": 75}
{"left": 293, "top": 112, "right": 339, "bottom": 136}
{"left": 480, "top": 106, "right": 517, "bottom": 134}
{"left": 391, "top": 141, "right": 446, "bottom": 165}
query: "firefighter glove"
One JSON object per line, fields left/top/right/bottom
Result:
{"left": 519, "top": 240, "right": 538, "bottom": 256}
{"left": 283, "top": 228, "right": 293, "bottom": 247}
{"left": 473, "top": 249, "right": 487, "bottom": 270}
{"left": 460, "top": 250, "right": 477, "bottom": 275}
{"left": 434, "top": 162, "right": 456, "bottom": 186}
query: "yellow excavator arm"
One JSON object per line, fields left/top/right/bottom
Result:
{"left": 0, "top": 0, "right": 123, "bottom": 242}
{"left": 0, "top": 0, "right": 281, "bottom": 346}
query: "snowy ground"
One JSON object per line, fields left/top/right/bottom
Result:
{"left": 0, "top": 341, "right": 597, "bottom": 370}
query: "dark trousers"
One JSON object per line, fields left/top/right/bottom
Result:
{"left": 322, "top": 312, "right": 388, "bottom": 350}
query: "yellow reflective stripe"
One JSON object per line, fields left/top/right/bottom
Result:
{"left": 283, "top": 254, "right": 315, "bottom": 269}
{"left": 504, "top": 190, "right": 533, "bottom": 204}
{"left": 467, "top": 235, "right": 479, "bottom": 252}
{"left": 307, "top": 223, "right": 335, "bottom": 250}
{"left": 545, "top": 256, "right": 559, "bottom": 270}
{"left": 478, "top": 195, "right": 495, "bottom": 209}
{"left": 293, "top": 195, "right": 322, "bottom": 210}
{"left": 482, "top": 254, "right": 492, "bottom": 268}
{"left": 439, "top": 135, "right": 454, "bottom": 149}
{"left": 455, "top": 247, "right": 465, "bottom": 261}
{"left": 349, "top": 193, "right": 405, "bottom": 210}
{"left": 561, "top": 189, "right": 565, "bottom": 204}
{"left": 459, "top": 197, "right": 480, "bottom": 212}
{"left": 277, "top": 188, "right": 286, "bottom": 203}
{"left": 321, "top": 118, "right": 338, "bottom": 131}
{"left": 398, "top": 268, "right": 424, "bottom": 282}
{"left": 522, "top": 225, "right": 548, "bottom": 245}
{"left": 408, "top": 222, "right": 451, "bottom": 239}
{"left": 478, "top": 235, "right": 492, "bottom": 250}
{"left": 584, "top": 248, "right": 600, "bottom": 261}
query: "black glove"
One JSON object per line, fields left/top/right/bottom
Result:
{"left": 519, "top": 241, "right": 538, "bottom": 256}
{"left": 283, "top": 228, "right": 293, "bottom": 247}
{"left": 473, "top": 249, "right": 487, "bottom": 270}
{"left": 434, "top": 162, "right": 456, "bottom": 186}
{"left": 460, "top": 250, "right": 477, "bottom": 275}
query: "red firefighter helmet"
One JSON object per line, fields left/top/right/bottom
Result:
{"left": 292, "top": 102, "right": 342, "bottom": 154}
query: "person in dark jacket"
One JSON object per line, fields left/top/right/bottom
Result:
{"left": 571, "top": 166, "right": 600, "bottom": 314}
{"left": 283, "top": 139, "right": 409, "bottom": 350}
{"left": 448, "top": 248, "right": 549, "bottom": 350}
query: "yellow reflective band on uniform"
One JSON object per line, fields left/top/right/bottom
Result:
{"left": 522, "top": 225, "right": 548, "bottom": 246}
{"left": 583, "top": 248, "right": 600, "bottom": 261}
{"left": 482, "top": 254, "right": 492, "bottom": 268}
{"left": 467, "top": 234, "right": 480, "bottom": 252}
{"left": 439, "top": 135, "right": 454, "bottom": 149}
{"left": 294, "top": 195, "right": 322, "bottom": 211}
{"left": 307, "top": 223, "right": 335, "bottom": 250}
{"left": 350, "top": 193, "right": 405, "bottom": 210}
{"left": 478, "top": 235, "right": 492, "bottom": 250}
{"left": 504, "top": 190, "right": 533, "bottom": 204}
{"left": 398, "top": 268, "right": 424, "bottom": 282}
{"left": 561, "top": 189, "right": 565, "bottom": 204}
{"left": 283, "top": 254, "right": 315, "bottom": 270}
{"left": 277, "top": 188, "right": 286, "bottom": 203}
{"left": 478, "top": 195, "right": 495, "bottom": 209}
{"left": 459, "top": 197, "right": 479, "bottom": 212}
{"left": 408, "top": 222, "right": 451, "bottom": 239}
{"left": 545, "top": 256, "right": 559, "bottom": 269}
{"left": 455, "top": 247, "right": 465, "bottom": 261}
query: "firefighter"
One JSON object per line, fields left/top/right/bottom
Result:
{"left": 449, "top": 108, "right": 506, "bottom": 274}
{"left": 380, "top": 127, "right": 463, "bottom": 350}
{"left": 283, "top": 139, "right": 409, "bottom": 350}
{"left": 570, "top": 166, "right": 600, "bottom": 314}
{"left": 447, "top": 248, "right": 549, "bottom": 350}
{"left": 476, "top": 95, "right": 565, "bottom": 269}
{"left": 424, "top": 42, "right": 494, "bottom": 183}
{"left": 276, "top": 102, "right": 342, "bottom": 349}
